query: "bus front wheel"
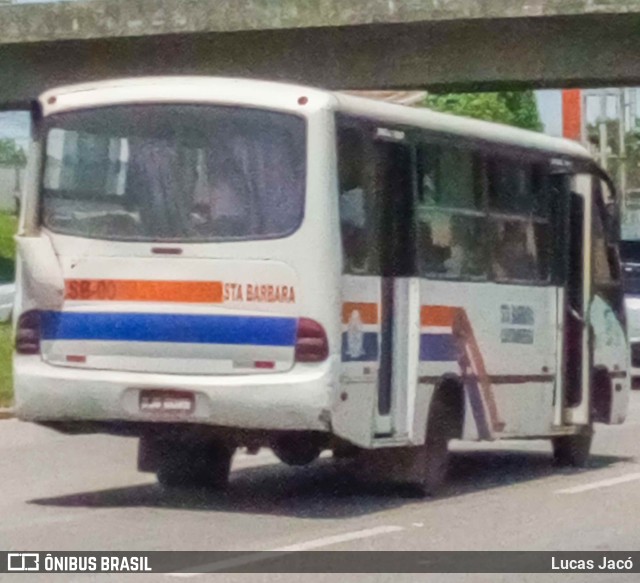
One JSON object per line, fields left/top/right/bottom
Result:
{"left": 552, "top": 430, "right": 593, "bottom": 467}
{"left": 157, "top": 440, "right": 235, "bottom": 490}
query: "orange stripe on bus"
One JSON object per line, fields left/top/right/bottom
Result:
{"left": 342, "top": 302, "right": 379, "bottom": 325}
{"left": 421, "top": 305, "right": 456, "bottom": 327}
{"left": 64, "top": 280, "right": 223, "bottom": 304}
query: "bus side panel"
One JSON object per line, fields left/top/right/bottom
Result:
{"left": 333, "top": 275, "right": 382, "bottom": 447}
{"left": 590, "top": 293, "right": 631, "bottom": 424}
{"left": 419, "top": 280, "right": 558, "bottom": 440}
{"left": 624, "top": 295, "right": 640, "bottom": 385}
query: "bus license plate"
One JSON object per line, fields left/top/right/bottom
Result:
{"left": 139, "top": 390, "right": 194, "bottom": 414}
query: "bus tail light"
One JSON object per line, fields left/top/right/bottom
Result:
{"left": 16, "top": 310, "right": 41, "bottom": 355}
{"left": 295, "top": 318, "right": 329, "bottom": 363}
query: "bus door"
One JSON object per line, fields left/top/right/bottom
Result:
{"left": 374, "top": 131, "right": 418, "bottom": 438}
{"left": 562, "top": 174, "right": 593, "bottom": 426}
{"left": 335, "top": 120, "right": 418, "bottom": 445}
{"left": 589, "top": 177, "right": 630, "bottom": 424}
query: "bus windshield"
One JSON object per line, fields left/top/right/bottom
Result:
{"left": 41, "top": 105, "right": 306, "bottom": 242}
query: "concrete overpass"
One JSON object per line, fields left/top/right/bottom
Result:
{"left": 2, "top": 0, "right": 640, "bottom": 107}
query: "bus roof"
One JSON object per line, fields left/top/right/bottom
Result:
{"left": 334, "top": 92, "right": 592, "bottom": 161}
{"left": 39, "top": 76, "right": 592, "bottom": 162}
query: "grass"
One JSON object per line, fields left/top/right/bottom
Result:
{"left": 0, "top": 323, "right": 12, "bottom": 407}
{"left": 0, "top": 212, "right": 16, "bottom": 407}
{"left": 0, "top": 212, "right": 17, "bottom": 282}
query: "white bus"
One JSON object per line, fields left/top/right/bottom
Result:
{"left": 620, "top": 240, "right": 640, "bottom": 387}
{"left": 13, "top": 78, "right": 630, "bottom": 495}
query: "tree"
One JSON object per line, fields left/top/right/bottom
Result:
{"left": 0, "top": 139, "right": 27, "bottom": 168}
{"left": 424, "top": 91, "right": 543, "bottom": 132}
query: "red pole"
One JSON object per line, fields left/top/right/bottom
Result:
{"left": 562, "top": 89, "right": 583, "bottom": 142}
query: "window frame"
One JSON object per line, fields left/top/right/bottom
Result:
{"left": 38, "top": 103, "right": 309, "bottom": 244}
{"left": 337, "top": 115, "right": 417, "bottom": 277}
{"left": 336, "top": 115, "right": 588, "bottom": 288}
{"left": 414, "top": 130, "right": 558, "bottom": 286}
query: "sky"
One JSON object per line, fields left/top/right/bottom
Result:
{"left": 0, "top": 112, "right": 29, "bottom": 148}
{"left": 536, "top": 90, "right": 563, "bottom": 137}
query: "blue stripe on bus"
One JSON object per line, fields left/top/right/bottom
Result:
{"left": 341, "top": 332, "right": 379, "bottom": 362}
{"left": 40, "top": 311, "right": 298, "bottom": 347}
{"left": 419, "top": 334, "right": 458, "bottom": 362}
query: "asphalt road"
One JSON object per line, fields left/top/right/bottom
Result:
{"left": 2, "top": 394, "right": 640, "bottom": 583}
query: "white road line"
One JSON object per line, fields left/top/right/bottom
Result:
{"left": 270, "top": 525, "right": 405, "bottom": 552}
{"left": 556, "top": 472, "right": 640, "bottom": 494}
{"left": 167, "top": 525, "right": 404, "bottom": 577}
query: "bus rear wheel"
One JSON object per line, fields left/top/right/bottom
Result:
{"left": 157, "top": 440, "right": 234, "bottom": 490}
{"left": 405, "top": 393, "right": 459, "bottom": 498}
{"left": 552, "top": 430, "right": 593, "bottom": 467}
{"left": 271, "top": 434, "right": 322, "bottom": 467}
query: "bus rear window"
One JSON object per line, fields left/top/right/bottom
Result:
{"left": 41, "top": 105, "right": 306, "bottom": 242}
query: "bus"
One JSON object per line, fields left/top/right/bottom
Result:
{"left": 13, "top": 77, "right": 631, "bottom": 496}
{"left": 620, "top": 239, "right": 640, "bottom": 387}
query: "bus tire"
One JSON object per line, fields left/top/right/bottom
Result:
{"left": 157, "top": 440, "right": 234, "bottom": 490}
{"left": 421, "top": 398, "right": 454, "bottom": 496}
{"left": 271, "top": 433, "right": 323, "bottom": 466}
{"left": 405, "top": 389, "right": 460, "bottom": 498}
{"left": 552, "top": 430, "right": 593, "bottom": 467}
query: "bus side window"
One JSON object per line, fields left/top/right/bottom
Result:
{"left": 592, "top": 179, "right": 623, "bottom": 320}
{"left": 337, "top": 121, "right": 415, "bottom": 277}
{"left": 415, "top": 142, "right": 487, "bottom": 280}
{"left": 487, "top": 158, "right": 551, "bottom": 283}
{"left": 337, "top": 125, "right": 376, "bottom": 274}
{"left": 596, "top": 178, "right": 622, "bottom": 282}
{"left": 372, "top": 138, "right": 415, "bottom": 277}
{"left": 593, "top": 205, "right": 614, "bottom": 287}
{"left": 548, "top": 173, "right": 571, "bottom": 284}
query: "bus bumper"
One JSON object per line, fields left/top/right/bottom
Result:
{"left": 13, "top": 356, "right": 335, "bottom": 433}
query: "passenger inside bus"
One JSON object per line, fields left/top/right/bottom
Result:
{"left": 492, "top": 222, "right": 537, "bottom": 280}
{"left": 443, "top": 215, "right": 468, "bottom": 277}
{"left": 191, "top": 152, "right": 252, "bottom": 237}
{"left": 338, "top": 130, "right": 369, "bottom": 272}
{"left": 418, "top": 222, "right": 449, "bottom": 274}
{"left": 440, "top": 215, "right": 486, "bottom": 278}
